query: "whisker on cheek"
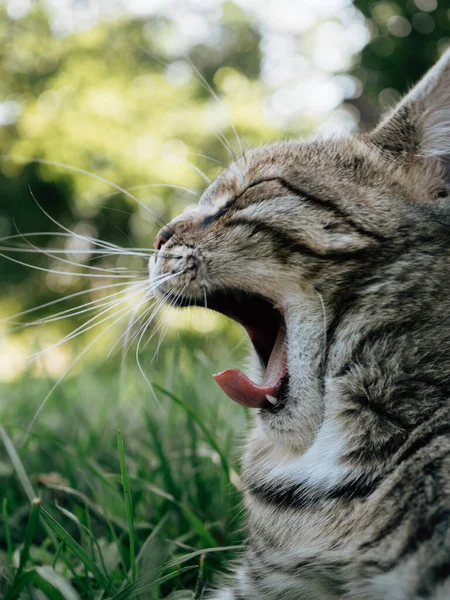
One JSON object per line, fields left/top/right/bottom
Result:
{"left": 21, "top": 298, "right": 150, "bottom": 448}
{"left": 12, "top": 280, "right": 149, "bottom": 331}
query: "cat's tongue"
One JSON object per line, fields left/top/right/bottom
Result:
{"left": 213, "top": 325, "right": 287, "bottom": 408}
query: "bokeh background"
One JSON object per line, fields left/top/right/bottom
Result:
{"left": 0, "top": 1, "right": 449, "bottom": 598}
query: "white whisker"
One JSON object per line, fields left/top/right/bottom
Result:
{"left": 15, "top": 280, "right": 148, "bottom": 330}
{"left": 26, "top": 282, "right": 150, "bottom": 362}
{"left": 0, "top": 232, "right": 125, "bottom": 253}
{"left": 0, "top": 246, "right": 144, "bottom": 256}
{"left": 152, "top": 284, "right": 188, "bottom": 361}
{"left": 0, "top": 251, "right": 142, "bottom": 279}
{"left": 21, "top": 300, "right": 146, "bottom": 447}
{"left": 9, "top": 230, "right": 147, "bottom": 275}
{"left": 164, "top": 156, "right": 211, "bottom": 184}
{"left": 7, "top": 157, "right": 165, "bottom": 224}
{"left": 134, "top": 290, "right": 179, "bottom": 406}
{"left": 185, "top": 56, "right": 245, "bottom": 159}
{"left": 107, "top": 270, "right": 183, "bottom": 359}
{"left": 125, "top": 183, "right": 198, "bottom": 196}
{"left": 188, "top": 152, "right": 224, "bottom": 166}
{"left": 139, "top": 46, "right": 235, "bottom": 159}
{"left": 167, "top": 96, "right": 235, "bottom": 160}
{"left": 0, "top": 280, "right": 136, "bottom": 324}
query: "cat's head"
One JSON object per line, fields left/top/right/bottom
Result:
{"left": 150, "top": 49, "right": 450, "bottom": 449}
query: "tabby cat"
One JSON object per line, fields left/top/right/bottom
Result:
{"left": 150, "top": 49, "right": 450, "bottom": 599}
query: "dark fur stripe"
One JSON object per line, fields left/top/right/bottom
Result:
{"left": 267, "top": 177, "right": 386, "bottom": 243}
{"left": 416, "top": 557, "right": 450, "bottom": 598}
{"left": 247, "top": 476, "right": 377, "bottom": 510}
{"left": 359, "top": 448, "right": 450, "bottom": 553}
{"left": 200, "top": 204, "right": 233, "bottom": 228}
{"left": 202, "top": 176, "right": 385, "bottom": 243}
{"left": 394, "top": 416, "right": 450, "bottom": 466}
{"left": 224, "top": 217, "right": 374, "bottom": 261}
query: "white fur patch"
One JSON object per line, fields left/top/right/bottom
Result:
{"left": 262, "top": 417, "right": 352, "bottom": 491}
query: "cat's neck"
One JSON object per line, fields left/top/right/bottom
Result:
{"left": 322, "top": 244, "right": 450, "bottom": 473}
{"left": 244, "top": 246, "right": 450, "bottom": 496}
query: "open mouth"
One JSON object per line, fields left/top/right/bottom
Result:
{"left": 171, "top": 289, "right": 288, "bottom": 410}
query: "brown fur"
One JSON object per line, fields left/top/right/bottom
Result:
{"left": 151, "top": 49, "right": 450, "bottom": 599}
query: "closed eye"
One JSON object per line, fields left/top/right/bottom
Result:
{"left": 200, "top": 204, "right": 234, "bottom": 228}
{"left": 199, "top": 179, "right": 275, "bottom": 229}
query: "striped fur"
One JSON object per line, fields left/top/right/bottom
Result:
{"left": 150, "top": 49, "right": 450, "bottom": 599}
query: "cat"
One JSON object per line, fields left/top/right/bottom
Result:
{"left": 149, "top": 48, "right": 450, "bottom": 599}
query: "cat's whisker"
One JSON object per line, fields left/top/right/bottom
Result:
{"left": 119, "top": 303, "right": 161, "bottom": 361}
{"left": 135, "top": 288, "right": 185, "bottom": 402}
{"left": 107, "top": 296, "right": 154, "bottom": 361}
{"left": 21, "top": 299, "right": 147, "bottom": 448}
{"left": 167, "top": 97, "right": 235, "bottom": 160}
{"left": 25, "top": 281, "right": 151, "bottom": 363}
{"left": 0, "top": 234, "right": 178, "bottom": 259}
{"left": 0, "top": 280, "right": 138, "bottom": 324}
{"left": 0, "top": 232, "right": 128, "bottom": 253}
{"left": 28, "top": 188, "right": 159, "bottom": 254}
{"left": 9, "top": 229, "right": 148, "bottom": 275}
{"left": 0, "top": 245, "right": 152, "bottom": 259}
{"left": 131, "top": 278, "right": 186, "bottom": 356}
{"left": 133, "top": 289, "right": 180, "bottom": 407}
{"left": 140, "top": 282, "right": 184, "bottom": 354}
{"left": 116, "top": 304, "right": 155, "bottom": 362}
{"left": 187, "top": 152, "right": 225, "bottom": 167}
{"left": 22, "top": 273, "right": 171, "bottom": 360}
{"left": 185, "top": 56, "right": 245, "bottom": 160}
{"left": 15, "top": 279, "right": 148, "bottom": 330}
{"left": 119, "top": 183, "right": 198, "bottom": 197}
{"left": 139, "top": 46, "right": 236, "bottom": 159}
{"left": 0, "top": 251, "right": 142, "bottom": 279}
{"left": 118, "top": 302, "right": 146, "bottom": 390}
{"left": 8, "top": 157, "right": 166, "bottom": 226}
{"left": 164, "top": 156, "right": 211, "bottom": 184}
{"left": 139, "top": 291, "right": 175, "bottom": 354}
{"left": 108, "top": 271, "right": 184, "bottom": 359}
{"left": 152, "top": 284, "right": 188, "bottom": 362}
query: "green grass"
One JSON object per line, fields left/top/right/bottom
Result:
{"left": 0, "top": 330, "right": 248, "bottom": 599}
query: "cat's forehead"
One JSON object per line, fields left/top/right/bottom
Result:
{"left": 199, "top": 138, "right": 369, "bottom": 209}
{"left": 199, "top": 141, "right": 309, "bottom": 208}
{"left": 198, "top": 136, "right": 412, "bottom": 214}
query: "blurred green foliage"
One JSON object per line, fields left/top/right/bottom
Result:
{"left": 352, "top": 0, "right": 450, "bottom": 124}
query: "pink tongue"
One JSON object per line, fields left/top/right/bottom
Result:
{"left": 213, "top": 325, "right": 287, "bottom": 408}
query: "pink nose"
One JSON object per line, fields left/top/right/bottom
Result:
{"left": 153, "top": 227, "right": 173, "bottom": 251}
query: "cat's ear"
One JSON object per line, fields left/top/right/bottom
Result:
{"left": 370, "top": 48, "right": 450, "bottom": 189}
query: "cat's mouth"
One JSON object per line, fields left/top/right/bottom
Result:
{"left": 172, "top": 290, "right": 288, "bottom": 410}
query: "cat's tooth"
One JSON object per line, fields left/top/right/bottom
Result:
{"left": 266, "top": 395, "right": 278, "bottom": 406}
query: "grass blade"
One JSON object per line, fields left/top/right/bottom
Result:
{"left": 0, "top": 425, "right": 35, "bottom": 502}
{"left": 6, "top": 498, "right": 42, "bottom": 600}
{"left": 107, "top": 565, "right": 196, "bottom": 600}
{"left": 152, "top": 384, "right": 231, "bottom": 482}
{"left": 40, "top": 506, "right": 110, "bottom": 589}
{"left": 29, "top": 566, "right": 81, "bottom": 600}
{"left": 117, "top": 431, "right": 136, "bottom": 582}
{"left": 165, "top": 545, "right": 243, "bottom": 570}
{"left": 2, "top": 498, "right": 13, "bottom": 565}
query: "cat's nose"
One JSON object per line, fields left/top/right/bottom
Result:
{"left": 154, "top": 227, "right": 173, "bottom": 252}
